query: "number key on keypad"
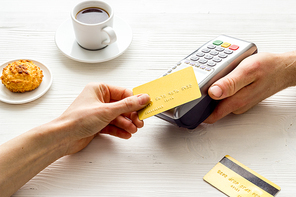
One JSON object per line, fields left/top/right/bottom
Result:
{"left": 213, "top": 57, "right": 222, "bottom": 62}
{"left": 215, "top": 46, "right": 224, "bottom": 52}
{"left": 199, "top": 58, "right": 208, "bottom": 64}
{"left": 224, "top": 48, "right": 233, "bottom": 54}
{"left": 207, "top": 44, "right": 216, "bottom": 49}
{"left": 196, "top": 52, "right": 204, "bottom": 57}
{"left": 204, "top": 54, "right": 213, "bottom": 60}
{"left": 207, "top": 61, "right": 216, "bottom": 67}
{"left": 202, "top": 48, "right": 211, "bottom": 53}
{"left": 190, "top": 56, "right": 199, "bottom": 61}
{"left": 210, "top": 50, "right": 219, "bottom": 56}
{"left": 218, "top": 53, "right": 228, "bottom": 58}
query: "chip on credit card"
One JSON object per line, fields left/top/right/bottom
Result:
{"left": 203, "top": 155, "right": 281, "bottom": 197}
{"left": 133, "top": 66, "right": 201, "bottom": 120}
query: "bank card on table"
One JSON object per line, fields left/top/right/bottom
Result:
{"left": 203, "top": 155, "right": 281, "bottom": 197}
{"left": 133, "top": 66, "right": 201, "bottom": 120}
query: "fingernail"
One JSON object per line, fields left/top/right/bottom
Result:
{"left": 210, "top": 85, "right": 223, "bottom": 98}
{"left": 137, "top": 94, "right": 150, "bottom": 105}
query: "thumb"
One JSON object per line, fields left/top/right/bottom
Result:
{"left": 208, "top": 68, "right": 253, "bottom": 100}
{"left": 108, "top": 94, "right": 150, "bottom": 116}
{"left": 208, "top": 78, "right": 236, "bottom": 100}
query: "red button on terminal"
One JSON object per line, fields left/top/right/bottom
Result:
{"left": 229, "top": 45, "right": 239, "bottom": 50}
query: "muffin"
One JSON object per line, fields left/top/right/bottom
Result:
{"left": 0, "top": 60, "right": 43, "bottom": 93}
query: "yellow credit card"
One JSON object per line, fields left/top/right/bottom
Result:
{"left": 133, "top": 66, "right": 201, "bottom": 120}
{"left": 203, "top": 155, "right": 281, "bottom": 197}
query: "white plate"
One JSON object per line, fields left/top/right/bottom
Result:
{"left": 55, "top": 16, "right": 133, "bottom": 63}
{"left": 0, "top": 59, "right": 53, "bottom": 104}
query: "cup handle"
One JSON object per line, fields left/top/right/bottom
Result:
{"left": 102, "top": 26, "right": 117, "bottom": 45}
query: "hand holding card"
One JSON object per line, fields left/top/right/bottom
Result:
{"left": 133, "top": 66, "right": 201, "bottom": 120}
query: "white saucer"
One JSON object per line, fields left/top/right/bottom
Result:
{"left": 55, "top": 16, "right": 133, "bottom": 63}
{"left": 0, "top": 59, "right": 53, "bottom": 104}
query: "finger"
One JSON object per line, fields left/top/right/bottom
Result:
{"left": 100, "top": 125, "right": 132, "bottom": 139}
{"left": 204, "top": 82, "right": 261, "bottom": 124}
{"left": 208, "top": 59, "right": 257, "bottom": 100}
{"left": 107, "top": 94, "right": 150, "bottom": 118}
{"left": 119, "top": 111, "right": 144, "bottom": 128}
{"left": 105, "top": 84, "right": 134, "bottom": 101}
{"left": 203, "top": 98, "right": 234, "bottom": 124}
{"left": 88, "top": 83, "right": 133, "bottom": 103}
{"left": 232, "top": 81, "right": 270, "bottom": 114}
{"left": 110, "top": 115, "right": 138, "bottom": 134}
{"left": 130, "top": 112, "right": 144, "bottom": 128}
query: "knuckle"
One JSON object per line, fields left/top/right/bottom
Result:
{"left": 242, "top": 60, "right": 263, "bottom": 79}
{"left": 123, "top": 97, "right": 135, "bottom": 111}
{"left": 224, "top": 77, "right": 237, "bottom": 95}
{"left": 86, "top": 82, "right": 98, "bottom": 89}
{"left": 86, "top": 82, "right": 108, "bottom": 91}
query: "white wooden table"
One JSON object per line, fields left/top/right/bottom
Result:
{"left": 1, "top": 0, "right": 296, "bottom": 196}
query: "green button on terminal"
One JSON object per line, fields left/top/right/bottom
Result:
{"left": 213, "top": 40, "right": 223, "bottom": 45}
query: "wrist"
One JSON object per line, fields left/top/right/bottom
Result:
{"left": 48, "top": 115, "right": 93, "bottom": 156}
{"left": 42, "top": 117, "right": 75, "bottom": 157}
{"left": 276, "top": 51, "right": 296, "bottom": 88}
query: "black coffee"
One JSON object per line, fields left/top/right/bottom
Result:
{"left": 76, "top": 7, "right": 109, "bottom": 24}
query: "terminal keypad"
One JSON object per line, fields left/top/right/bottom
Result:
{"left": 163, "top": 39, "right": 241, "bottom": 77}
{"left": 184, "top": 40, "right": 239, "bottom": 72}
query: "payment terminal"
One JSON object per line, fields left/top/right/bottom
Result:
{"left": 155, "top": 35, "right": 257, "bottom": 129}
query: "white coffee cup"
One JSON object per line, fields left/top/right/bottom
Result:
{"left": 71, "top": 0, "right": 117, "bottom": 50}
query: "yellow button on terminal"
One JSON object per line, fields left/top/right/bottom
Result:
{"left": 221, "top": 42, "right": 231, "bottom": 48}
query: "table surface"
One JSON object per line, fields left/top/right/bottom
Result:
{"left": 1, "top": 0, "right": 296, "bottom": 196}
